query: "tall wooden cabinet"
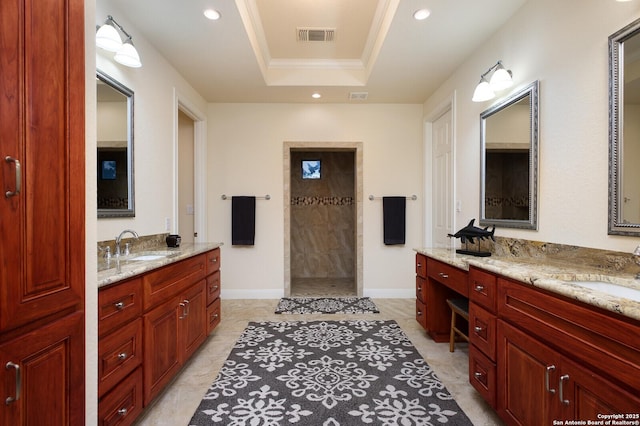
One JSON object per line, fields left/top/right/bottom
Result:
{"left": 0, "top": 0, "right": 85, "bottom": 424}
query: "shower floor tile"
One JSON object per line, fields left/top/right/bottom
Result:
{"left": 291, "top": 277, "right": 356, "bottom": 297}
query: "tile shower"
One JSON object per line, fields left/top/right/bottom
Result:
{"left": 290, "top": 150, "right": 356, "bottom": 296}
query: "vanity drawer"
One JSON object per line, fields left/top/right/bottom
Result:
{"left": 427, "top": 258, "right": 468, "bottom": 297}
{"left": 469, "top": 344, "right": 496, "bottom": 408}
{"left": 206, "top": 248, "right": 221, "bottom": 275}
{"left": 207, "top": 297, "right": 221, "bottom": 334}
{"left": 415, "top": 254, "right": 427, "bottom": 278}
{"left": 470, "top": 302, "right": 496, "bottom": 360}
{"left": 206, "top": 270, "right": 221, "bottom": 306}
{"left": 416, "top": 276, "right": 427, "bottom": 303}
{"left": 98, "top": 318, "right": 143, "bottom": 397}
{"left": 469, "top": 267, "right": 497, "bottom": 313}
{"left": 98, "top": 366, "right": 143, "bottom": 426}
{"left": 416, "top": 299, "right": 427, "bottom": 330}
{"left": 98, "top": 278, "right": 143, "bottom": 337}
{"left": 143, "top": 254, "right": 206, "bottom": 310}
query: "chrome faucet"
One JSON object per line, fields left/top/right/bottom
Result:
{"left": 115, "top": 229, "right": 139, "bottom": 257}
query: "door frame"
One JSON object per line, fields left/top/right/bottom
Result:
{"left": 173, "top": 89, "right": 207, "bottom": 242}
{"left": 424, "top": 92, "right": 456, "bottom": 248}
{"left": 283, "top": 141, "right": 363, "bottom": 297}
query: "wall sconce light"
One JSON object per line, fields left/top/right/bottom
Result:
{"left": 472, "top": 60, "right": 513, "bottom": 102}
{"left": 96, "top": 15, "right": 142, "bottom": 68}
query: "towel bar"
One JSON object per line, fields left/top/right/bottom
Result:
{"left": 221, "top": 194, "right": 270, "bottom": 200}
{"left": 368, "top": 195, "right": 417, "bottom": 201}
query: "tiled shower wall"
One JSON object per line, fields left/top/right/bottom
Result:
{"left": 290, "top": 151, "right": 355, "bottom": 279}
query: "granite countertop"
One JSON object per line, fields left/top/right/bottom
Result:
{"left": 415, "top": 248, "right": 640, "bottom": 322}
{"left": 98, "top": 242, "right": 223, "bottom": 288}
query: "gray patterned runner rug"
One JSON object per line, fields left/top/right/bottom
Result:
{"left": 189, "top": 320, "right": 473, "bottom": 425}
{"left": 275, "top": 297, "right": 380, "bottom": 314}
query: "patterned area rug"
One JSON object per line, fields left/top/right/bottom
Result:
{"left": 274, "top": 297, "right": 380, "bottom": 314}
{"left": 189, "top": 320, "right": 473, "bottom": 425}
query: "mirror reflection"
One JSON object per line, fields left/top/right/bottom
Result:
{"left": 97, "top": 71, "right": 134, "bottom": 218}
{"left": 480, "top": 80, "right": 539, "bottom": 229}
{"left": 609, "top": 18, "right": 640, "bottom": 235}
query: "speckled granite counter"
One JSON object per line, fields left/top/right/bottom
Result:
{"left": 415, "top": 248, "right": 640, "bottom": 322}
{"left": 98, "top": 242, "right": 223, "bottom": 288}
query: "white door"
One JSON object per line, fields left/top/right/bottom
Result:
{"left": 432, "top": 109, "right": 453, "bottom": 248}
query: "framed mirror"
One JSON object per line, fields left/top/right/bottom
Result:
{"left": 480, "top": 80, "right": 539, "bottom": 229}
{"left": 97, "top": 70, "right": 134, "bottom": 218}
{"left": 609, "top": 18, "right": 640, "bottom": 235}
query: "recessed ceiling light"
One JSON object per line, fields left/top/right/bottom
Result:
{"left": 312, "top": 93, "right": 321, "bottom": 99}
{"left": 204, "top": 9, "right": 221, "bottom": 20}
{"left": 413, "top": 9, "right": 430, "bottom": 20}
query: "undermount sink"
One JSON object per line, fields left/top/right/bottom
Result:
{"left": 567, "top": 280, "right": 640, "bottom": 302}
{"left": 128, "top": 251, "right": 179, "bottom": 261}
{"left": 129, "top": 254, "right": 167, "bottom": 261}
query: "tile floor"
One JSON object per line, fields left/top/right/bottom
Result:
{"left": 134, "top": 298, "right": 503, "bottom": 425}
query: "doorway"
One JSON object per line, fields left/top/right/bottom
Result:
{"left": 284, "top": 142, "right": 363, "bottom": 297}
{"left": 178, "top": 110, "right": 195, "bottom": 243}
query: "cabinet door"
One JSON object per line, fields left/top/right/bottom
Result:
{"left": 143, "top": 297, "right": 181, "bottom": 405}
{"left": 0, "top": 312, "right": 84, "bottom": 426}
{"left": 560, "top": 354, "right": 640, "bottom": 420}
{"left": 497, "top": 320, "right": 558, "bottom": 426}
{"left": 180, "top": 281, "right": 207, "bottom": 362}
{"left": 0, "top": 0, "right": 84, "bottom": 331}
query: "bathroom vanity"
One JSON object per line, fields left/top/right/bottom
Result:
{"left": 415, "top": 249, "right": 640, "bottom": 425}
{"left": 97, "top": 243, "right": 221, "bottom": 425}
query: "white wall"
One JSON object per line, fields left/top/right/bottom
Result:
{"left": 95, "top": 0, "right": 207, "bottom": 241}
{"left": 207, "top": 103, "right": 423, "bottom": 298}
{"left": 424, "top": 0, "right": 640, "bottom": 253}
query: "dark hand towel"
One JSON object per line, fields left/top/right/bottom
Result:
{"left": 383, "top": 196, "right": 406, "bottom": 245}
{"left": 232, "top": 196, "right": 256, "bottom": 245}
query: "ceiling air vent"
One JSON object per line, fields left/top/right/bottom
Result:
{"left": 349, "top": 92, "right": 368, "bottom": 101}
{"left": 297, "top": 27, "right": 335, "bottom": 42}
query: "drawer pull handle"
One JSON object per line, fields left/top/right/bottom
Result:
{"left": 210, "top": 257, "right": 218, "bottom": 263}
{"left": 213, "top": 314, "right": 219, "bottom": 320}
{"left": 474, "top": 372, "right": 483, "bottom": 378}
{"left": 417, "top": 263, "right": 422, "bottom": 268}
{"left": 474, "top": 326, "right": 483, "bottom": 333}
{"left": 475, "top": 284, "right": 485, "bottom": 292}
{"left": 417, "top": 310, "right": 422, "bottom": 316}
{"left": 545, "top": 365, "right": 556, "bottom": 394}
{"left": 118, "top": 408, "right": 128, "bottom": 417}
{"left": 211, "top": 285, "right": 219, "bottom": 291}
{"left": 114, "top": 301, "right": 125, "bottom": 310}
{"left": 5, "top": 362, "right": 21, "bottom": 405}
{"left": 179, "top": 302, "right": 187, "bottom": 319}
{"left": 5, "top": 156, "right": 21, "bottom": 198}
{"left": 438, "top": 272, "right": 449, "bottom": 279}
{"left": 118, "top": 353, "right": 127, "bottom": 361}
{"left": 559, "top": 374, "right": 570, "bottom": 405}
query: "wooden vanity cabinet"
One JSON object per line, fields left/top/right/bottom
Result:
{"left": 468, "top": 266, "right": 498, "bottom": 408}
{"left": 143, "top": 255, "right": 208, "bottom": 405}
{"left": 0, "top": 0, "right": 85, "bottom": 423}
{"left": 205, "top": 248, "right": 222, "bottom": 335}
{"left": 425, "top": 257, "right": 468, "bottom": 342}
{"left": 97, "top": 248, "right": 221, "bottom": 423}
{"left": 97, "top": 278, "right": 144, "bottom": 426}
{"left": 498, "top": 320, "right": 640, "bottom": 425}
{"left": 496, "top": 276, "right": 640, "bottom": 424}
{"left": 415, "top": 254, "right": 427, "bottom": 330}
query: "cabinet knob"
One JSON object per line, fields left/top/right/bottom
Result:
{"left": 475, "top": 284, "right": 484, "bottom": 292}
{"left": 117, "top": 353, "right": 127, "bottom": 361}
{"left": 114, "top": 301, "right": 125, "bottom": 310}
{"left": 474, "top": 326, "right": 483, "bottom": 333}
{"left": 417, "top": 263, "right": 422, "bottom": 268}
{"left": 417, "top": 310, "right": 422, "bottom": 316}
{"left": 474, "top": 372, "right": 483, "bottom": 378}
{"left": 438, "top": 272, "right": 449, "bottom": 279}
{"left": 118, "top": 408, "right": 128, "bottom": 417}
{"left": 210, "top": 257, "right": 218, "bottom": 263}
